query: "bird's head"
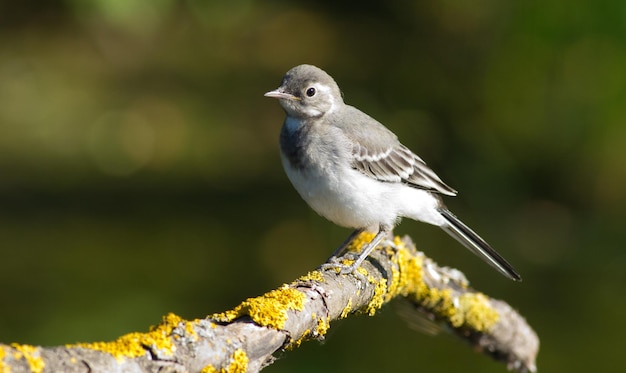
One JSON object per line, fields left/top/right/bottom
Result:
{"left": 265, "top": 64, "right": 343, "bottom": 118}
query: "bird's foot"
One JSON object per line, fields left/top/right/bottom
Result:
{"left": 325, "top": 251, "right": 359, "bottom": 265}
{"left": 320, "top": 260, "right": 367, "bottom": 283}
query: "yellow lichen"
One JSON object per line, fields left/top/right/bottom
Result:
{"left": 393, "top": 238, "right": 425, "bottom": 299}
{"left": 386, "top": 258, "right": 402, "bottom": 298}
{"left": 284, "top": 317, "right": 315, "bottom": 350}
{"left": 201, "top": 365, "right": 218, "bottom": 373}
{"left": 356, "top": 266, "right": 368, "bottom": 276}
{"left": 297, "top": 270, "right": 325, "bottom": 283}
{"left": 315, "top": 315, "right": 330, "bottom": 337}
{"left": 364, "top": 277, "right": 387, "bottom": 316}
{"left": 0, "top": 346, "right": 6, "bottom": 373}
{"left": 227, "top": 349, "right": 248, "bottom": 373}
{"left": 10, "top": 344, "right": 44, "bottom": 373}
{"left": 388, "top": 239, "right": 499, "bottom": 332}
{"left": 70, "top": 313, "right": 183, "bottom": 360}
{"left": 428, "top": 288, "right": 457, "bottom": 318}
{"left": 210, "top": 285, "right": 306, "bottom": 330}
{"left": 340, "top": 299, "right": 352, "bottom": 319}
{"left": 346, "top": 232, "right": 376, "bottom": 253}
{"left": 200, "top": 349, "right": 248, "bottom": 373}
{"left": 456, "top": 293, "right": 499, "bottom": 331}
{"left": 417, "top": 282, "right": 500, "bottom": 332}
{"left": 287, "top": 312, "right": 330, "bottom": 349}
{"left": 184, "top": 320, "right": 199, "bottom": 341}
{"left": 341, "top": 233, "right": 496, "bottom": 331}
{"left": 288, "top": 329, "right": 311, "bottom": 349}
{"left": 337, "top": 258, "right": 355, "bottom": 270}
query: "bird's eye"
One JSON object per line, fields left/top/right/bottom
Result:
{"left": 306, "top": 87, "right": 316, "bottom": 97}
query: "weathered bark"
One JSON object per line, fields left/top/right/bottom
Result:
{"left": 0, "top": 234, "right": 538, "bottom": 373}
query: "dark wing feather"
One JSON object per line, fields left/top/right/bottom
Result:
{"left": 351, "top": 142, "right": 457, "bottom": 196}
{"left": 332, "top": 104, "right": 457, "bottom": 196}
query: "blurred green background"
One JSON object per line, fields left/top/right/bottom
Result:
{"left": 1, "top": 0, "right": 625, "bottom": 372}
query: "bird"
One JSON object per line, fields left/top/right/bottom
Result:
{"left": 264, "top": 64, "right": 521, "bottom": 281}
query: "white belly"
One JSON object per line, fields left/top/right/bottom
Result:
{"left": 280, "top": 152, "right": 445, "bottom": 230}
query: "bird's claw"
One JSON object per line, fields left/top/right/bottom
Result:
{"left": 320, "top": 261, "right": 368, "bottom": 283}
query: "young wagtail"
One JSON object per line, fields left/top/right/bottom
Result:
{"left": 265, "top": 64, "right": 521, "bottom": 281}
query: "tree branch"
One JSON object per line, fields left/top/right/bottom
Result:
{"left": 0, "top": 234, "right": 538, "bottom": 373}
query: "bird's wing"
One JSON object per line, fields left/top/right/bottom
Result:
{"left": 351, "top": 142, "right": 457, "bottom": 196}
{"left": 342, "top": 106, "right": 457, "bottom": 196}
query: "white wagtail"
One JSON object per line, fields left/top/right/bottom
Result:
{"left": 265, "top": 64, "right": 521, "bottom": 281}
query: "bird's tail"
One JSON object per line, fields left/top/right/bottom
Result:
{"left": 438, "top": 208, "right": 521, "bottom": 281}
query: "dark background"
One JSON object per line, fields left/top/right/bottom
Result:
{"left": 1, "top": 1, "right": 625, "bottom": 371}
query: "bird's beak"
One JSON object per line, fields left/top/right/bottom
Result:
{"left": 264, "top": 89, "right": 300, "bottom": 101}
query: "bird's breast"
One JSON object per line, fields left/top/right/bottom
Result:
{"left": 279, "top": 118, "right": 310, "bottom": 172}
{"left": 279, "top": 118, "right": 364, "bottom": 226}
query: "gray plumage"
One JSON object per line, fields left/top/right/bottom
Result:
{"left": 266, "top": 64, "right": 521, "bottom": 281}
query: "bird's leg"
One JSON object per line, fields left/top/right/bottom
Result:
{"left": 339, "top": 224, "right": 391, "bottom": 274}
{"left": 321, "top": 224, "right": 391, "bottom": 277}
{"left": 327, "top": 228, "right": 365, "bottom": 262}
